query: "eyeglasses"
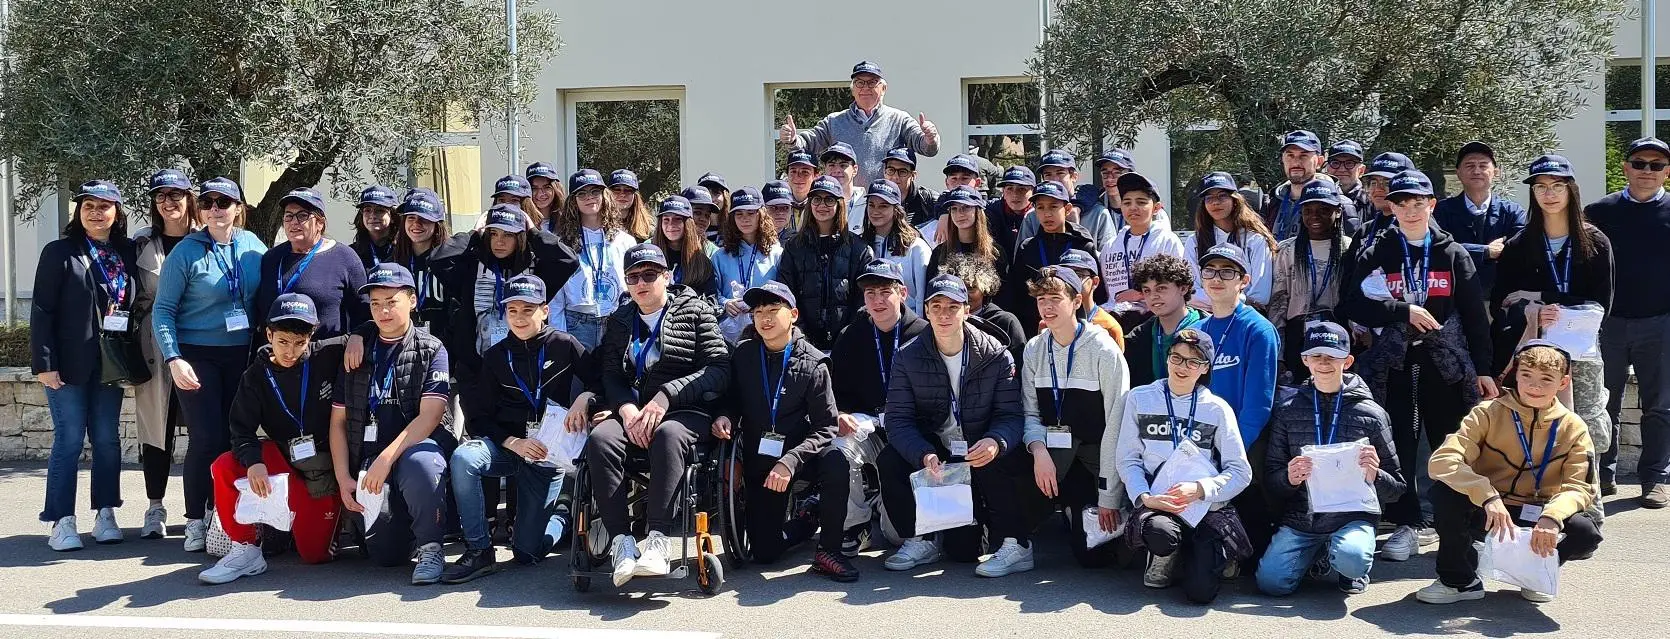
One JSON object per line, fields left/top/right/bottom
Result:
{"left": 1200, "top": 267, "right": 1244, "bottom": 281}
{"left": 1203, "top": 193, "right": 1233, "bottom": 204}
{"left": 282, "top": 211, "right": 318, "bottom": 223}
{"left": 1327, "top": 160, "right": 1362, "bottom": 170}
{"left": 154, "top": 190, "right": 189, "bottom": 202}
{"left": 1531, "top": 182, "right": 1568, "bottom": 195}
{"left": 1629, "top": 159, "right": 1668, "bottom": 172}
{"left": 852, "top": 79, "right": 880, "bottom": 89}
{"left": 809, "top": 195, "right": 840, "bottom": 207}
{"left": 883, "top": 166, "right": 916, "bottom": 177}
{"left": 1167, "top": 353, "right": 1210, "bottom": 369}
{"left": 575, "top": 188, "right": 604, "bottom": 200}
{"left": 623, "top": 270, "right": 665, "bottom": 285}
{"left": 199, "top": 197, "right": 236, "bottom": 210}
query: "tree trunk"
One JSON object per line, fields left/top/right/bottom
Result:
{"left": 248, "top": 133, "right": 342, "bottom": 240}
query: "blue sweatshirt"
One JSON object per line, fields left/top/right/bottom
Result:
{"left": 1196, "top": 303, "right": 1279, "bottom": 444}
{"left": 151, "top": 229, "right": 267, "bottom": 360}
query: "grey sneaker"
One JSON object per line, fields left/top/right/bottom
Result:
{"left": 883, "top": 537, "right": 941, "bottom": 571}
{"left": 140, "top": 504, "right": 166, "bottom": 539}
{"left": 92, "top": 508, "right": 122, "bottom": 544}
{"left": 610, "top": 534, "right": 639, "bottom": 587}
{"left": 48, "top": 516, "right": 83, "bottom": 552}
{"left": 1143, "top": 552, "right": 1176, "bottom": 588}
{"left": 182, "top": 519, "right": 207, "bottom": 553}
{"left": 1381, "top": 525, "right": 1419, "bottom": 562}
{"left": 974, "top": 538, "right": 1034, "bottom": 577}
{"left": 412, "top": 542, "right": 445, "bottom": 585}
{"left": 198, "top": 542, "right": 267, "bottom": 585}
{"left": 1417, "top": 526, "right": 1440, "bottom": 546}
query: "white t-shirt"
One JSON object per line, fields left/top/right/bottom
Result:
{"left": 942, "top": 351, "right": 964, "bottom": 400}
{"left": 635, "top": 309, "right": 666, "bottom": 371}
{"left": 1100, "top": 225, "right": 1186, "bottom": 311}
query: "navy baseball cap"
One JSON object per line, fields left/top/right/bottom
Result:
{"left": 679, "top": 186, "right": 715, "bottom": 208}
{"left": 1094, "top": 150, "right": 1135, "bottom": 171}
{"left": 501, "top": 274, "right": 547, "bottom": 306}
{"left": 494, "top": 175, "right": 531, "bottom": 198}
{"left": 821, "top": 143, "right": 857, "bottom": 164}
{"left": 74, "top": 180, "right": 122, "bottom": 204}
{"left": 1364, "top": 152, "right": 1415, "bottom": 179}
{"left": 200, "top": 177, "right": 243, "bottom": 203}
{"left": 697, "top": 172, "right": 728, "bottom": 192}
{"left": 267, "top": 293, "right": 320, "bottom": 326}
{"left": 358, "top": 185, "right": 398, "bottom": 208}
{"left": 1060, "top": 249, "right": 1098, "bottom": 275}
{"left": 787, "top": 150, "right": 817, "bottom": 169}
{"left": 484, "top": 202, "right": 527, "bottom": 233}
{"left": 731, "top": 186, "right": 764, "bottom": 211}
{"left": 608, "top": 169, "right": 639, "bottom": 190}
{"left": 625, "top": 243, "right": 668, "bottom": 270}
{"left": 1297, "top": 178, "right": 1342, "bottom": 207}
{"left": 1523, "top": 154, "right": 1576, "bottom": 183}
{"left": 885, "top": 147, "right": 918, "bottom": 168}
{"left": 810, "top": 176, "right": 845, "bottom": 198}
{"left": 525, "top": 162, "right": 561, "bottom": 181}
{"left": 1200, "top": 243, "right": 1250, "bottom": 273}
{"left": 358, "top": 263, "right": 417, "bottom": 294}
{"left": 658, "top": 195, "right": 694, "bottom": 218}
{"left": 1115, "top": 172, "right": 1159, "bottom": 198}
{"left": 1388, "top": 169, "right": 1436, "bottom": 198}
{"left": 1035, "top": 265, "right": 1084, "bottom": 295}
{"left": 1627, "top": 136, "right": 1670, "bottom": 159}
{"left": 398, "top": 188, "right": 445, "bottom": 222}
{"left": 1327, "top": 141, "right": 1365, "bottom": 161}
{"left": 851, "top": 60, "right": 883, "bottom": 79}
{"left": 1282, "top": 130, "right": 1322, "bottom": 154}
{"left": 1030, "top": 180, "right": 1071, "bottom": 203}
{"left": 1038, "top": 149, "right": 1076, "bottom": 171}
{"left": 1301, "top": 321, "right": 1351, "bottom": 359}
{"left": 1456, "top": 141, "right": 1496, "bottom": 166}
{"left": 939, "top": 185, "right": 984, "bottom": 209}
{"left": 1197, "top": 171, "right": 1239, "bottom": 196}
{"left": 925, "top": 274, "right": 970, "bottom": 304}
{"left": 943, "top": 154, "right": 980, "bottom": 176}
{"left": 1172, "top": 327, "right": 1216, "bottom": 367}
{"left": 857, "top": 259, "right": 906, "bottom": 287}
{"left": 568, "top": 169, "right": 605, "bottom": 192}
{"left": 743, "top": 280, "right": 798, "bottom": 309}
{"left": 277, "top": 187, "right": 325, "bottom": 213}
{"left": 865, "top": 179, "right": 901, "bottom": 205}
{"left": 998, "top": 166, "right": 1036, "bottom": 187}
{"left": 762, "top": 180, "right": 793, "bottom": 206}
{"left": 147, "top": 169, "right": 192, "bottom": 193}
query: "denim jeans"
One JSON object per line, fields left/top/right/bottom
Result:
{"left": 1255, "top": 521, "right": 1376, "bottom": 596}
{"left": 563, "top": 310, "right": 607, "bottom": 351}
{"left": 41, "top": 382, "right": 125, "bottom": 522}
{"left": 449, "top": 437, "right": 566, "bottom": 560}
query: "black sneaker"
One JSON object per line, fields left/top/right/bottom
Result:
{"left": 1600, "top": 479, "right": 1618, "bottom": 497}
{"left": 1338, "top": 574, "right": 1369, "bottom": 594}
{"left": 490, "top": 519, "right": 513, "bottom": 546}
{"left": 840, "top": 524, "right": 872, "bottom": 557}
{"left": 811, "top": 550, "right": 860, "bottom": 582}
{"left": 440, "top": 548, "right": 499, "bottom": 584}
{"left": 259, "top": 526, "right": 293, "bottom": 558}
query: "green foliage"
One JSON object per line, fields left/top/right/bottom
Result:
{"left": 772, "top": 87, "right": 852, "bottom": 176}
{"left": 0, "top": 324, "right": 27, "bottom": 368}
{"left": 576, "top": 99, "right": 681, "bottom": 202}
{"left": 0, "top": 0, "right": 561, "bottom": 237}
{"left": 1031, "top": 0, "right": 1628, "bottom": 189}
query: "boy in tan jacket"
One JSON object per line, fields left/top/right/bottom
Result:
{"left": 1417, "top": 341, "right": 1602, "bottom": 605}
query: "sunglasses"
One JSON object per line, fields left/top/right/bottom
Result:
{"left": 623, "top": 270, "right": 665, "bottom": 285}
{"left": 1629, "top": 159, "right": 1668, "bottom": 172}
{"left": 200, "top": 197, "right": 236, "bottom": 210}
{"left": 1200, "top": 267, "right": 1244, "bottom": 281}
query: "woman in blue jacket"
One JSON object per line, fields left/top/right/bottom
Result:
{"left": 151, "top": 176, "right": 267, "bottom": 553}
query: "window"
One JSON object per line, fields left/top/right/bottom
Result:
{"left": 1167, "top": 126, "right": 1249, "bottom": 232}
{"left": 769, "top": 85, "right": 852, "bottom": 177}
{"left": 965, "top": 80, "right": 1043, "bottom": 185}
{"left": 428, "top": 101, "right": 481, "bottom": 134}
{"left": 567, "top": 89, "right": 683, "bottom": 202}
{"left": 1605, "top": 62, "right": 1670, "bottom": 192}
{"left": 412, "top": 145, "right": 483, "bottom": 223}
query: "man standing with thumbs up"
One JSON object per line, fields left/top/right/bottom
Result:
{"left": 780, "top": 61, "right": 941, "bottom": 185}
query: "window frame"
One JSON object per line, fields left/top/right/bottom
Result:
{"left": 563, "top": 87, "right": 687, "bottom": 179}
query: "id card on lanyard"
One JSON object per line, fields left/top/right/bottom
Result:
{"left": 266, "top": 361, "right": 314, "bottom": 459}
{"left": 758, "top": 344, "right": 793, "bottom": 457}
{"left": 211, "top": 243, "right": 248, "bottom": 331}
{"left": 581, "top": 240, "right": 609, "bottom": 304}
{"left": 365, "top": 343, "right": 397, "bottom": 443}
{"left": 630, "top": 311, "right": 666, "bottom": 400}
{"left": 85, "top": 240, "right": 130, "bottom": 330}
{"left": 1046, "top": 321, "right": 1085, "bottom": 448}
{"left": 1398, "top": 231, "right": 1431, "bottom": 305}
{"left": 946, "top": 335, "right": 970, "bottom": 457}
{"left": 1121, "top": 230, "right": 1149, "bottom": 290}
{"left": 510, "top": 343, "right": 547, "bottom": 428}
{"left": 1511, "top": 411, "right": 1561, "bottom": 512}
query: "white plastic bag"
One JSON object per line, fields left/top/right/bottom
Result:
{"left": 1151, "top": 440, "right": 1218, "bottom": 527}
{"left": 1083, "top": 507, "right": 1123, "bottom": 549}
{"left": 1543, "top": 303, "right": 1604, "bottom": 362}
{"left": 1302, "top": 439, "right": 1381, "bottom": 514}
{"left": 233, "top": 473, "right": 295, "bottom": 531}
{"left": 356, "top": 470, "right": 385, "bottom": 527}
{"left": 910, "top": 462, "right": 975, "bottom": 535}
{"left": 1481, "top": 527, "right": 1561, "bottom": 595}
{"left": 531, "top": 402, "right": 587, "bottom": 467}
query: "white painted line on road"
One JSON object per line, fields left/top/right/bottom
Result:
{"left": 0, "top": 614, "right": 720, "bottom": 639}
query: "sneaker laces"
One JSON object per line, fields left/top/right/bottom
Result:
{"left": 613, "top": 535, "right": 637, "bottom": 560}
{"left": 415, "top": 546, "right": 445, "bottom": 574}
{"left": 991, "top": 541, "right": 1025, "bottom": 563}
{"left": 899, "top": 538, "right": 934, "bottom": 559}
{"left": 643, "top": 532, "right": 672, "bottom": 557}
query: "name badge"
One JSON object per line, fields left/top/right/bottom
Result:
{"left": 1518, "top": 503, "right": 1545, "bottom": 524}
{"left": 1045, "top": 426, "right": 1073, "bottom": 449}
{"left": 758, "top": 433, "right": 785, "bottom": 457}
{"left": 488, "top": 323, "right": 509, "bottom": 348}
{"left": 224, "top": 310, "right": 250, "bottom": 331}
{"left": 102, "top": 310, "right": 130, "bottom": 332}
{"left": 290, "top": 435, "right": 316, "bottom": 461}
{"left": 525, "top": 422, "right": 540, "bottom": 444}
{"left": 949, "top": 439, "right": 969, "bottom": 457}
{"left": 364, "top": 419, "right": 379, "bottom": 443}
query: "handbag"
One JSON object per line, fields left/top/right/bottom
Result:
{"left": 99, "top": 328, "right": 152, "bottom": 387}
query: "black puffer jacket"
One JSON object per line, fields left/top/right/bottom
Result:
{"left": 598, "top": 284, "right": 730, "bottom": 415}
{"left": 1264, "top": 373, "right": 1405, "bottom": 534}
{"left": 776, "top": 231, "right": 876, "bottom": 350}
{"left": 723, "top": 329, "right": 838, "bottom": 474}
{"left": 884, "top": 316, "right": 1024, "bottom": 469}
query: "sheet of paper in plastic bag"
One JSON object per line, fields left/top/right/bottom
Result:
{"left": 533, "top": 402, "right": 587, "bottom": 466}
{"left": 1083, "top": 507, "right": 1123, "bottom": 549}
{"left": 1151, "top": 439, "right": 1217, "bottom": 527}
{"left": 910, "top": 462, "right": 975, "bottom": 535}
{"left": 1482, "top": 527, "right": 1560, "bottom": 596}
{"left": 356, "top": 470, "right": 385, "bottom": 527}
{"left": 1544, "top": 304, "right": 1604, "bottom": 362}
{"left": 232, "top": 473, "right": 294, "bottom": 531}
{"left": 1302, "top": 439, "right": 1380, "bottom": 514}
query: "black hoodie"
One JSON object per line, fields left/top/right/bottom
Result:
{"left": 1002, "top": 222, "right": 1100, "bottom": 336}
{"left": 229, "top": 337, "right": 348, "bottom": 469}
{"left": 722, "top": 329, "right": 839, "bottom": 474}
{"left": 426, "top": 228, "right": 580, "bottom": 375}
{"left": 831, "top": 305, "right": 930, "bottom": 416}
{"left": 1341, "top": 224, "right": 1493, "bottom": 373}
{"left": 466, "top": 326, "right": 594, "bottom": 445}
{"left": 1264, "top": 373, "right": 1405, "bottom": 534}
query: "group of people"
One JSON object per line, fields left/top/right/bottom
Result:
{"left": 29, "top": 60, "right": 1666, "bottom": 609}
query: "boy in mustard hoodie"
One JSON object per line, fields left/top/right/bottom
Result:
{"left": 1418, "top": 341, "right": 1602, "bottom": 605}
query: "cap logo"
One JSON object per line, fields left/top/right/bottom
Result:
{"left": 372, "top": 268, "right": 396, "bottom": 280}
{"left": 282, "top": 301, "right": 309, "bottom": 314}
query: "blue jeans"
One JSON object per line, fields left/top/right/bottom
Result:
{"left": 563, "top": 310, "right": 607, "bottom": 351}
{"left": 449, "top": 437, "right": 566, "bottom": 560}
{"left": 1255, "top": 521, "right": 1376, "bottom": 596}
{"left": 41, "top": 382, "right": 125, "bottom": 522}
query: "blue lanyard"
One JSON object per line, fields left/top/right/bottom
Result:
{"left": 742, "top": 244, "right": 759, "bottom": 289}
{"left": 631, "top": 309, "right": 667, "bottom": 381}
{"left": 210, "top": 242, "right": 242, "bottom": 304}
{"left": 1163, "top": 387, "right": 1200, "bottom": 448}
{"left": 1398, "top": 231, "right": 1431, "bottom": 305}
{"left": 367, "top": 342, "right": 397, "bottom": 418}
{"left": 1543, "top": 236, "right": 1572, "bottom": 295}
{"left": 1306, "top": 243, "right": 1334, "bottom": 310}
{"left": 409, "top": 256, "right": 429, "bottom": 311}
{"left": 370, "top": 241, "right": 389, "bottom": 267}
{"left": 874, "top": 321, "right": 900, "bottom": 392}
{"left": 1122, "top": 229, "right": 1150, "bottom": 287}
{"left": 278, "top": 239, "right": 323, "bottom": 295}
{"left": 265, "top": 360, "right": 310, "bottom": 430}
{"left": 508, "top": 342, "right": 547, "bottom": 409}
{"left": 83, "top": 238, "right": 128, "bottom": 307}
{"left": 1511, "top": 411, "right": 1562, "bottom": 494}
{"left": 1277, "top": 189, "right": 1301, "bottom": 239}
{"left": 948, "top": 335, "right": 969, "bottom": 430}
{"left": 1313, "top": 390, "right": 1343, "bottom": 445}
{"left": 1047, "top": 321, "right": 1085, "bottom": 423}
{"left": 1206, "top": 304, "right": 1238, "bottom": 352}
{"left": 760, "top": 343, "right": 793, "bottom": 433}
{"left": 581, "top": 236, "right": 607, "bottom": 302}
{"left": 1363, "top": 214, "right": 1389, "bottom": 251}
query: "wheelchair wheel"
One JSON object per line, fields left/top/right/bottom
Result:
{"left": 718, "top": 440, "right": 752, "bottom": 568}
{"left": 697, "top": 551, "right": 725, "bottom": 595}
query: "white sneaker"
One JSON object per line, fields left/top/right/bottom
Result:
{"left": 140, "top": 504, "right": 166, "bottom": 539}
{"left": 1143, "top": 552, "right": 1176, "bottom": 588}
{"left": 975, "top": 538, "right": 1034, "bottom": 577}
{"left": 1381, "top": 525, "right": 1419, "bottom": 562}
{"left": 610, "top": 534, "right": 639, "bottom": 587}
{"left": 48, "top": 516, "right": 83, "bottom": 552}
{"left": 92, "top": 508, "right": 122, "bottom": 544}
{"left": 1416, "top": 578, "right": 1486, "bottom": 604}
{"left": 198, "top": 542, "right": 267, "bottom": 585}
{"left": 183, "top": 518, "right": 207, "bottom": 553}
{"left": 883, "top": 536, "right": 941, "bottom": 571}
{"left": 1520, "top": 587, "right": 1556, "bottom": 603}
{"left": 633, "top": 531, "right": 673, "bottom": 577}
{"left": 1417, "top": 526, "right": 1439, "bottom": 547}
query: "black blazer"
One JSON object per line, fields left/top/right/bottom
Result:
{"left": 31, "top": 236, "right": 139, "bottom": 385}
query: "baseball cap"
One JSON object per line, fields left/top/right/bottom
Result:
{"left": 568, "top": 169, "right": 606, "bottom": 192}
{"left": 925, "top": 274, "right": 970, "bottom": 304}
{"left": 1301, "top": 321, "right": 1351, "bottom": 359}
{"left": 1282, "top": 130, "right": 1322, "bottom": 154}
{"left": 851, "top": 60, "right": 883, "bottom": 79}
{"left": 787, "top": 150, "right": 817, "bottom": 169}
{"left": 1627, "top": 136, "right": 1670, "bottom": 159}
{"left": 762, "top": 180, "right": 793, "bottom": 206}
{"left": 277, "top": 187, "right": 326, "bottom": 213}
{"left": 743, "top": 280, "right": 798, "bottom": 309}
{"left": 484, "top": 202, "right": 527, "bottom": 233}
{"left": 1172, "top": 328, "right": 1216, "bottom": 367}
{"left": 1038, "top": 149, "right": 1076, "bottom": 171}
{"left": 822, "top": 143, "right": 857, "bottom": 164}
{"left": 200, "top": 177, "right": 243, "bottom": 203}
{"left": 1094, "top": 150, "right": 1135, "bottom": 171}
{"left": 1297, "top": 178, "right": 1342, "bottom": 207}
{"left": 1364, "top": 152, "right": 1415, "bottom": 179}
{"left": 865, "top": 179, "right": 901, "bottom": 205}
{"left": 607, "top": 169, "right": 639, "bottom": 190}
{"left": 697, "top": 172, "right": 728, "bottom": 192}
{"left": 1115, "top": 172, "right": 1159, "bottom": 199}
{"left": 680, "top": 186, "right": 715, "bottom": 208}
{"left": 624, "top": 243, "right": 668, "bottom": 270}
{"left": 1199, "top": 243, "right": 1250, "bottom": 272}
{"left": 658, "top": 195, "right": 694, "bottom": 218}
{"left": 809, "top": 176, "right": 844, "bottom": 199}
{"left": 1455, "top": 141, "right": 1496, "bottom": 166}
{"left": 885, "top": 147, "right": 917, "bottom": 168}
{"left": 494, "top": 175, "right": 531, "bottom": 198}
{"left": 1388, "top": 169, "right": 1436, "bottom": 198}
{"left": 147, "top": 169, "right": 192, "bottom": 193}
{"left": 1035, "top": 265, "right": 1084, "bottom": 295}
{"left": 939, "top": 185, "right": 984, "bottom": 209}
{"left": 398, "top": 188, "right": 445, "bottom": 222}
{"left": 501, "top": 274, "right": 547, "bottom": 306}
{"left": 943, "top": 154, "right": 980, "bottom": 176}
{"left": 1523, "top": 154, "right": 1575, "bottom": 184}
{"left": 998, "top": 166, "right": 1036, "bottom": 187}
{"left": 1060, "top": 249, "right": 1098, "bottom": 276}
{"left": 1197, "top": 171, "right": 1239, "bottom": 196}
{"left": 856, "top": 259, "right": 906, "bottom": 287}
{"left": 358, "top": 185, "right": 398, "bottom": 208}
{"left": 731, "top": 186, "right": 764, "bottom": 211}
{"left": 1030, "top": 180, "right": 1071, "bottom": 203}
{"left": 267, "top": 293, "right": 320, "bottom": 326}
{"left": 1327, "top": 141, "right": 1365, "bottom": 161}
{"left": 358, "top": 263, "right": 417, "bottom": 294}
{"left": 525, "top": 162, "right": 561, "bottom": 181}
